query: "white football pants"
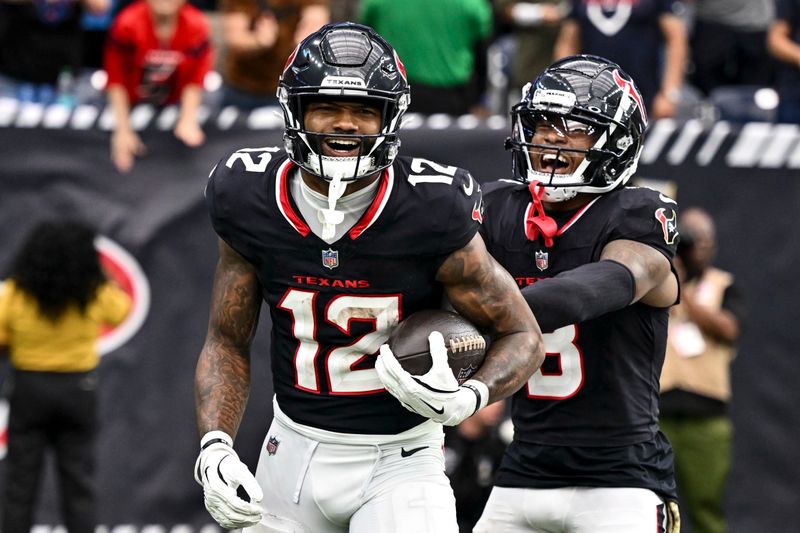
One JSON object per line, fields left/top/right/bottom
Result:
{"left": 474, "top": 486, "right": 670, "bottom": 533}
{"left": 244, "top": 399, "right": 458, "bottom": 533}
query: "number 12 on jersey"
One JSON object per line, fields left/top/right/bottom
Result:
{"left": 278, "top": 288, "right": 401, "bottom": 395}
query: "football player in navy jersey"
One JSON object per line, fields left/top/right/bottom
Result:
{"left": 474, "top": 55, "right": 682, "bottom": 533}
{"left": 193, "top": 22, "right": 543, "bottom": 533}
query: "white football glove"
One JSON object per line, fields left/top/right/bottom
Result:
{"left": 376, "top": 331, "right": 489, "bottom": 426}
{"left": 194, "top": 431, "right": 264, "bottom": 529}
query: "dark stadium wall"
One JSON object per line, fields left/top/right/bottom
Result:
{"left": 0, "top": 119, "right": 798, "bottom": 531}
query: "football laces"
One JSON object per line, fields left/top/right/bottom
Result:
{"left": 449, "top": 335, "right": 486, "bottom": 353}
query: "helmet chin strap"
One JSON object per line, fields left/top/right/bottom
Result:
{"left": 525, "top": 181, "right": 559, "bottom": 247}
{"left": 318, "top": 174, "right": 347, "bottom": 240}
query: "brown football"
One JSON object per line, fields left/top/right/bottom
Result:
{"left": 387, "top": 309, "right": 487, "bottom": 384}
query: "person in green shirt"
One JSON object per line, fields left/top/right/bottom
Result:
{"left": 360, "top": 0, "right": 493, "bottom": 115}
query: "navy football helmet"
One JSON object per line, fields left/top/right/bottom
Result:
{"left": 506, "top": 55, "right": 648, "bottom": 202}
{"left": 278, "top": 22, "right": 410, "bottom": 182}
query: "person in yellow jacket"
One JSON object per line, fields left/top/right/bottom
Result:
{"left": 660, "top": 207, "right": 746, "bottom": 533}
{"left": 0, "top": 220, "right": 131, "bottom": 533}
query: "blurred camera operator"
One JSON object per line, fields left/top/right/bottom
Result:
{"left": 660, "top": 206, "right": 746, "bottom": 533}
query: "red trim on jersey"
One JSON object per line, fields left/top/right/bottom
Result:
{"left": 556, "top": 196, "right": 602, "bottom": 235}
{"left": 526, "top": 324, "right": 585, "bottom": 400}
{"left": 276, "top": 160, "right": 311, "bottom": 237}
{"left": 539, "top": 351, "right": 564, "bottom": 376}
{"left": 349, "top": 167, "right": 394, "bottom": 240}
{"left": 521, "top": 195, "right": 602, "bottom": 242}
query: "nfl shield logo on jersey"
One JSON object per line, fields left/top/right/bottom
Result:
{"left": 322, "top": 248, "right": 339, "bottom": 270}
{"left": 266, "top": 436, "right": 280, "bottom": 456}
{"left": 535, "top": 250, "right": 549, "bottom": 271}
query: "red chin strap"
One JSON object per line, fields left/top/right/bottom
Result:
{"left": 525, "top": 181, "right": 558, "bottom": 247}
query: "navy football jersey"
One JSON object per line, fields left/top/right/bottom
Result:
{"left": 480, "top": 180, "right": 679, "bottom": 497}
{"left": 206, "top": 148, "right": 482, "bottom": 435}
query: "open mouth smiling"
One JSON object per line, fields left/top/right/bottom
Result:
{"left": 323, "top": 137, "right": 363, "bottom": 157}
{"left": 538, "top": 152, "right": 572, "bottom": 174}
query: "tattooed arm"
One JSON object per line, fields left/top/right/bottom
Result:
{"left": 193, "top": 242, "right": 265, "bottom": 527}
{"left": 437, "top": 233, "right": 544, "bottom": 404}
{"left": 375, "top": 233, "right": 543, "bottom": 424}
{"left": 195, "top": 239, "right": 262, "bottom": 438}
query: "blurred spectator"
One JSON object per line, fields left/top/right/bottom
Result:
{"left": 0, "top": 220, "right": 131, "bottom": 533}
{"left": 103, "top": 0, "right": 213, "bottom": 172}
{"left": 219, "top": 0, "right": 329, "bottom": 110}
{"left": 0, "top": 0, "right": 110, "bottom": 105}
{"left": 768, "top": 0, "right": 800, "bottom": 123}
{"left": 445, "top": 400, "right": 509, "bottom": 533}
{"left": 360, "top": 0, "right": 493, "bottom": 116}
{"left": 329, "top": 0, "right": 358, "bottom": 22}
{"left": 660, "top": 207, "right": 745, "bottom": 533}
{"left": 494, "top": 0, "right": 568, "bottom": 101}
{"left": 554, "top": 0, "right": 688, "bottom": 119}
{"left": 689, "top": 0, "right": 775, "bottom": 95}
{"left": 81, "top": 0, "right": 119, "bottom": 70}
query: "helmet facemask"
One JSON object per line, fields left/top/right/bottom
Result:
{"left": 511, "top": 111, "right": 609, "bottom": 202}
{"left": 507, "top": 57, "right": 648, "bottom": 203}
{"left": 279, "top": 89, "right": 409, "bottom": 183}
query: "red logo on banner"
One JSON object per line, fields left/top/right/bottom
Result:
{"left": 95, "top": 236, "right": 151, "bottom": 356}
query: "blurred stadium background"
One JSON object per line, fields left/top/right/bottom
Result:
{"left": 1, "top": 0, "right": 799, "bottom": 531}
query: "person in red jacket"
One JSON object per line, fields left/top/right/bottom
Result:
{"left": 103, "top": 0, "right": 213, "bottom": 172}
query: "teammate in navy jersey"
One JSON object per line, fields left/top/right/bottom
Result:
{"left": 474, "top": 55, "right": 682, "bottom": 533}
{"left": 193, "top": 22, "right": 543, "bottom": 533}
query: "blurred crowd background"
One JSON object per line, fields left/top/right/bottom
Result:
{"left": 3, "top": 0, "right": 799, "bottom": 174}
{"left": 1, "top": 0, "right": 799, "bottom": 124}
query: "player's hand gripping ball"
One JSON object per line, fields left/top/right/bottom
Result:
{"left": 387, "top": 309, "right": 487, "bottom": 384}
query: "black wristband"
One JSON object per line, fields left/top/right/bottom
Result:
{"left": 461, "top": 383, "right": 484, "bottom": 415}
{"left": 200, "top": 437, "right": 230, "bottom": 451}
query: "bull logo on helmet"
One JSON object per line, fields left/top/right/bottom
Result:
{"left": 612, "top": 69, "right": 648, "bottom": 126}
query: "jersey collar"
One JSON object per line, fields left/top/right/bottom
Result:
{"left": 522, "top": 195, "right": 602, "bottom": 239}
{"left": 348, "top": 165, "right": 394, "bottom": 240}
{"left": 275, "top": 160, "right": 395, "bottom": 240}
